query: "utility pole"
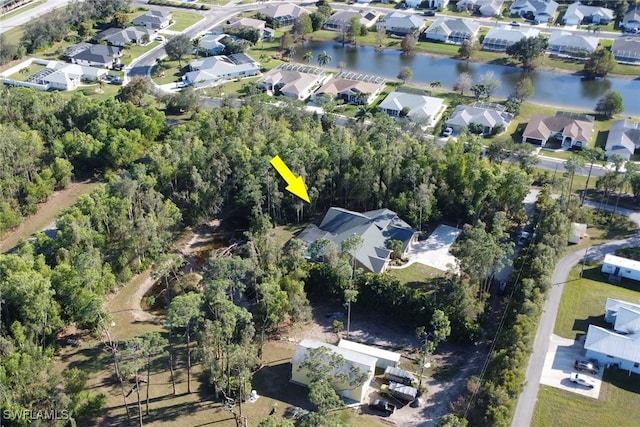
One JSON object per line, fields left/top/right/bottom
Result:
{"left": 580, "top": 246, "right": 591, "bottom": 278}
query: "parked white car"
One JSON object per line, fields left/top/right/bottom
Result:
{"left": 570, "top": 373, "right": 595, "bottom": 389}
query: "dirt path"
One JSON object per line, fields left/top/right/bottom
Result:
{"left": 0, "top": 180, "right": 101, "bottom": 253}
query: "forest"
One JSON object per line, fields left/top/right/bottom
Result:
{"left": 0, "top": 84, "right": 596, "bottom": 426}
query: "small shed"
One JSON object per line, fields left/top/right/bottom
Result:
{"left": 291, "top": 338, "right": 377, "bottom": 403}
{"left": 569, "top": 222, "right": 587, "bottom": 244}
{"left": 383, "top": 366, "right": 415, "bottom": 386}
{"left": 602, "top": 254, "right": 640, "bottom": 282}
{"left": 389, "top": 381, "right": 418, "bottom": 402}
{"left": 337, "top": 339, "right": 401, "bottom": 370}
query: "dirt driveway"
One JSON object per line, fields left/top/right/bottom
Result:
{"left": 287, "top": 301, "right": 487, "bottom": 426}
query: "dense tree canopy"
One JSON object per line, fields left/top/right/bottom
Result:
{"left": 506, "top": 36, "right": 548, "bottom": 70}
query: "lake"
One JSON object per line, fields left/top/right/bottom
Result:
{"left": 294, "top": 41, "right": 640, "bottom": 116}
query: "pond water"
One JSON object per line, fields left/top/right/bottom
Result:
{"left": 294, "top": 41, "right": 640, "bottom": 116}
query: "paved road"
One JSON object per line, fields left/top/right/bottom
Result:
{"left": 511, "top": 204, "right": 640, "bottom": 427}
{"left": 0, "top": 0, "right": 75, "bottom": 34}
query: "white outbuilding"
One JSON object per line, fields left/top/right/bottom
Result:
{"left": 602, "top": 254, "right": 640, "bottom": 282}
{"left": 337, "top": 339, "right": 401, "bottom": 370}
{"left": 291, "top": 338, "right": 377, "bottom": 404}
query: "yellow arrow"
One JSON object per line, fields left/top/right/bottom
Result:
{"left": 270, "top": 155, "right": 310, "bottom": 203}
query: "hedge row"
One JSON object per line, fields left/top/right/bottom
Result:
{"left": 147, "top": 0, "right": 211, "bottom": 10}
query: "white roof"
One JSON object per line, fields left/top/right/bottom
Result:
{"left": 548, "top": 31, "right": 599, "bottom": 52}
{"left": 614, "top": 306, "right": 640, "bottom": 334}
{"left": 293, "top": 338, "right": 378, "bottom": 371}
{"left": 605, "top": 297, "right": 640, "bottom": 314}
{"left": 603, "top": 254, "right": 640, "bottom": 272}
{"left": 379, "top": 91, "right": 444, "bottom": 121}
{"left": 585, "top": 324, "right": 640, "bottom": 364}
{"left": 337, "top": 339, "right": 401, "bottom": 363}
{"left": 484, "top": 26, "right": 540, "bottom": 43}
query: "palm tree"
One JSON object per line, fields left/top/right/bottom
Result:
{"left": 193, "top": 37, "right": 201, "bottom": 58}
{"left": 317, "top": 51, "right": 332, "bottom": 67}
{"left": 303, "top": 51, "right": 313, "bottom": 63}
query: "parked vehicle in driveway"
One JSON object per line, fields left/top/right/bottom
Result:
{"left": 442, "top": 127, "right": 453, "bottom": 137}
{"left": 575, "top": 360, "right": 598, "bottom": 374}
{"left": 369, "top": 399, "right": 396, "bottom": 416}
{"left": 570, "top": 373, "right": 595, "bottom": 388}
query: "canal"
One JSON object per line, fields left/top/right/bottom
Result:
{"left": 294, "top": 41, "right": 640, "bottom": 116}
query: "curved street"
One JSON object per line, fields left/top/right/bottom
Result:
{"left": 512, "top": 205, "right": 640, "bottom": 427}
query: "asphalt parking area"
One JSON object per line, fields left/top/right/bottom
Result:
{"left": 539, "top": 335, "right": 602, "bottom": 398}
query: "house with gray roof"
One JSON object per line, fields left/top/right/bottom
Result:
{"left": 314, "top": 72, "right": 385, "bottom": 105}
{"left": 510, "top": 0, "right": 558, "bottom": 23}
{"left": 612, "top": 37, "right": 640, "bottom": 65}
{"left": 132, "top": 10, "right": 173, "bottom": 30}
{"left": 623, "top": 7, "right": 640, "bottom": 31}
{"left": 324, "top": 9, "right": 381, "bottom": 32}
{"left": 446, "top": 102, "right": 513, "bottom": 135}
{"left": 522, "top": 112, "right": 594, "bottom": 148}
{"left": 296, "top": 207, "right": 418, "bottom": 274}
{"left": 456, "top": 0, "right": 505, "bottom": 17}
{"left": 562, "top": 2, "right": 613, "bottom": 26}
{"left": 548, "top": 31, "right": 598, "bottom": 58}
{"left": 69, "top": 44, "right": 122, "bottom": 69}
{"left": 225, "top": 17, "right": 273, "bottom": 40}
{"left": 379, "top": 90, "right": 446, "bottom": 126}
{"left": 423, "top": 17, "right": 480, "bottom": 44}
{"left": 186, "top": 53, "right": 260, "bottom": 88}
{"left": 99, "top": 27, "right": 154, "bottom": 47}
{"left": 604, "top": 119, "right": 640, "bottom": 160}
{"left": 384, "top": 12, "right": 427, "bottom": 36}
{"left": 259, "top": 2, "right": 309, "bottom": 27}
{"left": 605, "top": 298, "right": 640, "bottom": 324}
{"left": 258, "top": 64, "right": 328, "bottom": 100}
{"left": 482, "top": 26, "right": 540, "bottom": 51}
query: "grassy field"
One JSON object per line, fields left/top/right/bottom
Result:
{"left": 533, "top": 371, "right": 640, "bottom": 427}
{"left": 554, "top": 265, "right": 640, "bottom": 340}
{"left": 389, "top": 263, "right": 444, "bottom": 289}
{"left": 168, "top": 11, "right": 205, "bottom": 32}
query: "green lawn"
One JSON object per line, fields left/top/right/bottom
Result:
{"left": 168, "top": 11, "right": 205, "bottom": 32}
{"left": 7, "top": 62, "right": 45, "bottom": 81}
{"left": 554, "top": 265, "right": 640, "bottom": 340}
{"left": 389, "top": 263, "right": 444, "bottom": 290}
{"left": 533, "top": 372, "right": 640, "bottom": 427}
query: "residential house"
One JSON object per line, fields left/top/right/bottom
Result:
{"left": 456, "top": 0, "right": 505, "bottom": 17}
{"left": 132, "top": 10, "right": 173, "bottom": 30}
{"left": 422, "top": 0, "right": 450, "bottom": 9}
{"left": 602, "top": 254, "right": 640, "bottom": 282}
{"left": 562, "top": 2, "right": 613, "bottom": 26}
{"left": 446, "top": 102, "right": 513, "bottom": 134}
{"left": 185, "top": 53, "right": 260, "bottom": 88}
{"left": 337, "top": 339, "right": 401, "bottom": 370}
{"left": 324, "top": 9, "right": 381, "bottom": 32}
{"left": 69, "top": 44, "right": 122, "bottom": 69}
{"left": 296, "top": 207, "right": 418, "bottom": 274}
{"left": 313, "top": 72, "right": 385, "bottom": 105}
{"left": 291, "top": 338, "right": 377, "bottom": 403}
{"left": 423, "top": 18, "right": 480, "bottom": 44}
{"left": 521, "top": 112, "right": 594, "bottom": 148}
{"left": 198, "top": 33, "right": 233, "bottom": 55}
{"left": 604, "top": 119, "right": 640, "bottom": 160}
{"left": 611, "top": 37, "right": 640, "bottom": 65}
{"left": 384, "top": 12, "right": 427, "bottom": 36}
{"left": 623, "top": 8, "right": 640, "bottom": 31}
{"left": 4, "top": 59, "right": 108, "bottom": 91}
{"left": 258, "top": 64, "right": 328, "bottom": 100}
{"left": 509, "top": 0, "right": 558, "bottom": 23}
{"left": 99, "top": 27, "right": 154, "bottom": 47}
{"left": 547, "top": 31, "right": 599, "bottom": 58}
{"left": 378, "top": 90, "right": 446, "bottom": 126}
{"left": 604, "top": 298, "right": 640, "bottom": 324}
{"left": 225, "top": 17, "right": 273, "bottom": 40}
{"left": 259, "top": 3, "right": 310, "bottom": 27}
{"left": 584, "top": 324, "right": 640, "bottom": 374}
{"left": 482, "top": 26, "right": 540, "bottom": 51}
{"left": 584, "top": 299, "right": 640, "bottom": 374}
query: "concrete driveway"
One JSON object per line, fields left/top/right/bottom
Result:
{"left": 395, "top": 225, "right": 461, "bottom": 272}
{"left": 540, "top": 335, "right": 602, "bottom": 399}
